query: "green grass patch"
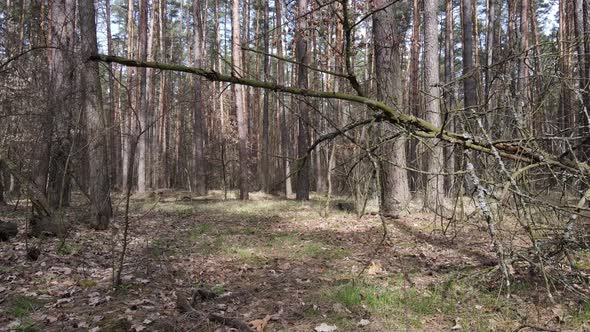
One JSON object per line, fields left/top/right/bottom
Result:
{"left": 7, "top": 296, "right": 42, "bottom": 318}
{"left": 189, "top": 223, "right": 212, "bottom": 240}
{"left": 570, "top": 301, "right": 590, "bottom": 326}
{"left": 211, "top": 284, "right": 226, "bottom": 295}
{"left": 13, "top": 320, "right": 39, "bottom": 332}
{"left": 149, "top": 238, "right": 177, "bottom": 257}
{"left": 322, "top": 279, "right": 455, "bottom": 328}
{"left": 56, "top": 241, "right": 78, "bottom": 256}
{"left": 78, "top": 278, "right": 97, "bottom": 289}
{"left": 225, "top": 245, "right": 266, "bottom": 265}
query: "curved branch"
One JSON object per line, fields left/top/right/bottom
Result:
{"left": 89, "top": 54, "right": 589, "bottom": 176}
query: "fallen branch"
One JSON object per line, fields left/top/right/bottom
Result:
{"left": 176, "top": 292, "right": 254, "bottom": 332}
{"left": 1, "top": 158, "right": 51, "bottom": 217}
{"left": 89, "top": 54, "right": 589, "bottom": 176}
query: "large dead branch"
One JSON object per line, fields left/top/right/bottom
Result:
{"left": 89, "top": 54, "right": 589, "bottom": 176}
{"left": 2, "top": 158, "right": 52, "bottom": 216}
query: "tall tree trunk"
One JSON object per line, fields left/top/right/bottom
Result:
{"left": 47, "top": 0, "right": 75, "bottom": 209}
{"left": 517, "top": 0, "right": 530, "bottom": 130}
{"left": 485, "top": 0, "right": 496, "bottom": 118}
{"left": 106, "top": 0, "right": 119, "bottom": 189}
{"left": 193, "top": 0, "right": 207, "bottom": 196}
{"left": 574, "top": 0, "right": 589, "bottom": 134}
{"left": 232, "top": 0, "right": 249, "bottom": 200}
{"left": 373, "top": 0, "right": 411, "bottom": 217}
{"left": 409, "top": 0, "right": 422, "bottom": 192}
{"left": 79, "top": 0, "right": 113, "bottom": 229}
{"left": 276, "top": 0, "right": 292, "bottom": 196}
{"left": 461, "top": 0, "right": 477, "bottom": 193}
{"left": 424, "top": 0, "right": 444, "bottom": 207}
{"left": 122, "top": 0, "right": 135, "bottom": 190}
{"left": 146, "top": 0, "right": 157, "bottom": 189}
{"left": 444, "top": 0, "right": 455, "bottom": 193}
{"left": 295, "top": 0, "right": 310, "bottom": 201}
{"left": 136, "top": 0, "right": 148, "bottom": 192}
{"left": 462, "top": 0, "right": 477, "bottom": 112}
{"left": 261, "top": 0, "right": 271, "bottom": 193}
{"left": 158, "top": 0, "right": 168, "bottom": 188}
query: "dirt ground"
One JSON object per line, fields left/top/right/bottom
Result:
{"left": 1, "top": 191, "right": 589, "bottom": 331}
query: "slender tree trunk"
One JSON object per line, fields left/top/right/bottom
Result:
{"left": 276, "top": 0, "right": 292, "bottom": 196}
{"left": 106, "top": 0, "right": 119, "bottom": 189}
{"left": 424, "top": 0, "right": 444, "bottom": 207}
{"left": 373, "top": 0, "right": 411, "bottom": 217}
{"left": 136, "top": 0, "right": 148, "bottom": 192}
{"left": 158, "top": 0, "right": 168, "bottom": 188}
{"left": 444, "top": 0, "right": 455, "bottom": 193}
{"left": 146, "top": 0, "right": 157, "bottom": 189}
{"left": 261, "top": 0, "right": 271, "bottom": 193}
{"left": 232, "top": 0, "right": 249, "bottom": 200}
{"left": 409, "top": 0, "right": 422, "bottom": 192}
{"left": 574, "top": 0, "right": 589, "bottom": 134}
{"left": 517, "top": 0, "right": 530, "bottom": 130}
{"left": 122, "top": 0, "right": 135, "bottom": 190}
{"left": 295, "top": 0, "right": 310, "bottom": 201}
{"left": 462, "top": 0, "right": 477, "bottom": 112}
{"left": 192, "top": 0, "right": 207, "bottom": 196}
{"left": 79, "top": 0, "right": 113, "bottom": 229}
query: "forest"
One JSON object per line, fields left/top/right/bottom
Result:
{"left": 1, "top": 0, "right": 590, "bottom": 330}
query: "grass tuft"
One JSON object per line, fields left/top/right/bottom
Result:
{"left": 7, "top": 296, "right": 41, "bottom": 318}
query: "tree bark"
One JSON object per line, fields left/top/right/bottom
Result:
{"left": 232, "top": 0, "right": 249, "bottom": 200}
{"left": 295, "top": 0, "right": 310, "bottom": 201}
{"left": 372, "top": 0, "right": 410, "bottom": 217}
{"left": 409, "top": 0, "right": 422, "bottom": 192}
{"left": 79, "top": 0, "right": 113, "bottom": 229}
{"left": 193, "top": 0, "right": 207, "bottom": 196}
{"left": 47, "top": 0, "right": 75, "bottom": 209}
{"left": 261, "top": 0, "right": 271, "bottom": 193}
{"left": 424, "top": 0, "right": 444, "bottom": 207}
{"left": 136, "top": 0, "right": 148, "bottom": 192}
{"left": 444, "top": 0, "right": 455, "bottom": 193}
{"left": 461, "top": 0, "right": 477, "bottom": 112}
{"left": 276, "top": 0, "right": 292, "bottom": 197}
{"left": 122, "top": 0, "right": 135, "bottom": 190}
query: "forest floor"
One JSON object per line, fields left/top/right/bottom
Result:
{"left": 1, "top": 190, "right": 589, "bottom": 332}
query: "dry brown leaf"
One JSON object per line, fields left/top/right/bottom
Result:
{"left": 249, "top": 314, "right": 271, "bottom": 332}
{"left": 366, "top": 260, "right": 383, "bottom": 275}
